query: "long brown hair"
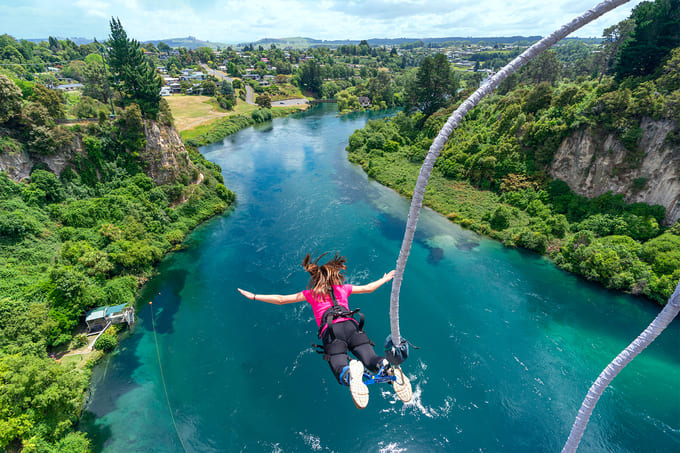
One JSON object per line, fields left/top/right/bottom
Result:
{"left": 302, "top": 252, "right": 347, "bottom": 297}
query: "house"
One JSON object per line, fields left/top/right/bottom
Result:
{"left": 160, "top": 86, "right": 171, "bottom": 96}
{"left": 243, "top": 73, "right": 260, "bottom": 81}
{"left": 358, "top": 96, "right": 371, "bottom": 108}
{"left": 56, "top": 83, "right": 85, "bottom": 91}
{"left": 85, "top": 304, "right": 135, "bottom": 334}
{"left": 180, "top": 71, "right": 205, "bottom": 81}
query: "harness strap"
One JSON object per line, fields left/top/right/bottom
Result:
{"left": 316, "top": 287, "right": 364, "bottom": 339}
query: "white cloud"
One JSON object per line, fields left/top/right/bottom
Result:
{"left": 74, "top": 0, "right": 111, "bottom": 18}
{"left": 0, "top": 0, "right": 645, "bottom": 42}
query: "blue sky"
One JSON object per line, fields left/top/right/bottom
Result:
{"left": 1, "top": 0, "right": 644, "bottom": 43}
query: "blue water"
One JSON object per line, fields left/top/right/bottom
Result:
{"left": 82, "top": 104, "right": 680, "bottom": 452}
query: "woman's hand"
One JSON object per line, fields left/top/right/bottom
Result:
{"left": 383, "top": 270, "right": 395, "bottom": 281}
{"left": 237, "top": 288, "right": 255, "bottom": 300}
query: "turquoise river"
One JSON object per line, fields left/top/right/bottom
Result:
{"left": 82, "top": 104, "right": 679, "bottom": 452}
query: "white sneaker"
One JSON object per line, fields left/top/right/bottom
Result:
{"left": 390, "top": 365, "right": 412, "bottom": 403}
{"left": 348, "top": 360, "right": 369, "bottom": 409}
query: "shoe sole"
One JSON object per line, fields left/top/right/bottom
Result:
{"left": 392, "top": 366, "right": 412, "bottom": 403}
{"left": 349, "top": 360, "right": 369, "bottom": 409}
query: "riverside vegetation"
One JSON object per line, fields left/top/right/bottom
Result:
{"left": 0, "top": 20, "right": 233, "bottom": 452}
{"left": 347, "top": 0, "right": 680, "bottom": 305}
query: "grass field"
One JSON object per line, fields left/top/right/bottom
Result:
{"left": 166, "top": 95, "right": 257, "bottom": 132}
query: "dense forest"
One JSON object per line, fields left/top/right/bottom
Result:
{"left": 0, "top": 20, "right": 233, "bottom": 452}
{"left": 347, "top": 0, "right": 680, "bottom": 304}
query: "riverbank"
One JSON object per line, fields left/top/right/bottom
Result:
{"left": 347, "top": 130, "right": 679, "bottom": 306}
{"left": 179, "top": 104, "right": 308, "bottom": 147}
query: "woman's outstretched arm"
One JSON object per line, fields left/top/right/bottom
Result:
{"left": 237, "top": 288, "right": 305, "bottom": 305}
{"left": 351, "top": 270, "right": 395, "bottom": 294}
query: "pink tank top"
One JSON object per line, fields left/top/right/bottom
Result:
{"left": 302, "top": 284, "right": 354, "bottom": 331}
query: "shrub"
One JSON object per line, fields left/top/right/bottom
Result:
{"left": 94, "top": 331, "right": 117, "bottom": 351}
{"left": 71, "top": 334, "right": 88, "bottom": 349}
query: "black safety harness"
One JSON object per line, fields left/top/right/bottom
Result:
{"left": 312, "top": 287, "right": 371, "bottom": 362}
{"left": 317, "top": 288, "right": 364, "bottom": 339}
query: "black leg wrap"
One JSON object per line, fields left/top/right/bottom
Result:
{"left": 323, "top": 339, "right": 348, "bottom": 362}
{"left": 348, "top": 330, "right": 371, "bottom": 349}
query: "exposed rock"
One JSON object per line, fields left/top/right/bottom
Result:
{"left": 0, "top": 136, "right": 79, "bottom": 182}
{"left": 0, "top": 120, "right": 197, "bottom": 186}
{"left": 141, "top": 121, "right": 198, "bottom": 185}
{"left": 550, "top": 118, "right": 680, "bottom": 225}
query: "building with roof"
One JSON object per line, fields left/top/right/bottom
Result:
{"left": 85, "top": 304, "right": 135, "bottom": 334}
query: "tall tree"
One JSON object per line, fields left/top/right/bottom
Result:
{"left": 614, "top": 0, "right": 680, "bottom": 79}
{"left": 298, "top": 59, "right": 322, "bottom": 95}
{"left": 521, "top": 49, "right": 563, "bottom": 85}
{"left": 106, "top": 17, "right": 161, "bottom": 118}
{"left": 406, "top": 53, "right": 459, "bottom": 117}
{"left": 597, "top": 19, "right": 635, "bottom": 82}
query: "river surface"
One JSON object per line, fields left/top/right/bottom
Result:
{"left": 82, "top": 104, "right": 679, "bottom": 452}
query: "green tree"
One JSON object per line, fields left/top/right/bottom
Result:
{"left": 255, "top": 94, "right": 271, "bottom": 108}
{"left": 220, "top": 80, "right": 234, "bottom": 96}
{"left": 614, "top": 0, "right": 680, "bottom": 79}
{"left": 0, "top": 74, "right": 23, "bottom": 124}
{"left": 0, "top": 354, "right": 89, "bottom": 449}
{"left": 406, "top": 53, "right": 458, "bottom": 117}
{"left": 30, "top": 84, "right": 65, "bottom": 119}
{"left": 596, "top": 19, "right": 635, "bottom": 82}
{"left": 521, "top": 49, "right": 562, "bottom": 85}
{"left": 200, "top": 80, "right": 216, "bottom": 96}
{"left": 106, "top": 17, "right": 162, "bottom": 118}
{"left": 82, "top": 59, "right": 110, "bottom": 103}
{"left": 298, "top": 59, "right": 322, "bottom": 95}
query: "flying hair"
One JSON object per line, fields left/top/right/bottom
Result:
{"left": 302, "top": 252, "right": 347, "bottom": 297}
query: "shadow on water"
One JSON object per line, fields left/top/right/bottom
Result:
{"left": 79, "top": 328, "right": 145, "bottom": 449}
{"left": 253, "top": 122, "right": 274, "bottom": 133}
{"left": 137, "top": 268, "right": 189, "bottom": 335}
{"left": 79, "top": 411, "right": 112, "bottom": 453}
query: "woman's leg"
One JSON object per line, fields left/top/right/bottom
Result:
{"left": 347, "top": 324, "right": 385, "bottom": 373}
{"left": 322, "top": 326, "right": 350, "bottom": 384}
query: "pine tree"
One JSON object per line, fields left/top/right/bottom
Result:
{"left": 406, "top": 53, "right": 459, "bottom": 117}
{"left": 614, "top": 0, "right": 680, "bottom": 79}
{"left": 106, "top": 18, "right": 161, "bottom": 118}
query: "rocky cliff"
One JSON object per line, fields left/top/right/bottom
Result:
{"left": 0, "top": 120, "right": 197, "bottom": 186}
{"left": 550, "top": 117, "right": 680, "bottom": 225}
{"left": 141, "top": 121, "right": 197, "bottom": 185}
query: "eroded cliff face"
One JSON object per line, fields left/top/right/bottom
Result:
{"left": 0, "top": 120, "right": 197, "bottom": 186}
{"left": 141, "top": 121, "right": 197, "bottom": 185}
{"left": 550, "top": 117, "right": 680, "bottom": 225}
{"left": 0, "top": 137, "right": 77, "bottom": 182}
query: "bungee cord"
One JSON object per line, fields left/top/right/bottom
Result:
{"left": 149, "top": 301, "right": 189, "bottom": 453}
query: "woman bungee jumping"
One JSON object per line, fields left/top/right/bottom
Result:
{"left": 237, "top": 252, "right": 411, "bottom": 409}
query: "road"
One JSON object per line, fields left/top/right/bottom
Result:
{"left": 245, "top": 85, "right": 255, "bottom": 105}
{"left": 200, "top": 63, "right": 233, "bottom": 82}
{"left": 200, "top": 63, "right": 308, "bottom": 107}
